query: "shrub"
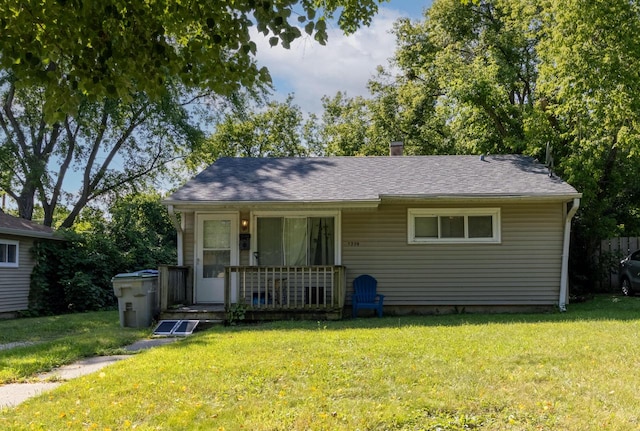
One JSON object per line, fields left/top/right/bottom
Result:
{"left": 28, "top": 193, "right": 177, "bottom": 316}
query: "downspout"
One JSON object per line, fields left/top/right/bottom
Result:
{"left": 167, "top": 205, "right": 184, "bottom": 266}
{"left": 559, "top": 198, "right": 580, "bottom": 311}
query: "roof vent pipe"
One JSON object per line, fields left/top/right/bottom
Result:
{"left": 390, "top": 141, "right": 404, "bottom": 156}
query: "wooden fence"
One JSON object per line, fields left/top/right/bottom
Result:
{"left": 596, "top": 237, "right": 640, "bottom": 290}
{"left": 158, "top": 265, "right": 191, "bottom": 310}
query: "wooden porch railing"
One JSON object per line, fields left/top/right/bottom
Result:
{"left": 224, "top": 266, "right": 346, "bottom": 312}
{"left": 158, "top": 265, "right": 191, "bottom": 310}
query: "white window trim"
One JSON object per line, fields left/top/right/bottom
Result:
{"left": 408, "top": 208, "right": 501, "bottom": 244}
{"left": 251, "top": 210, "right": 342, "bottom": 265}
{"left": 0, "top": 239, "right": 19, "bottom": 268}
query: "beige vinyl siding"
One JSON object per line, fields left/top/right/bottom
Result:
{"left": 342, "top": 202, "right": 565, "bottom": 306}
{"left": 0, "top": 235, "right": 36, "bottom": 313}
{"left": 183, "top": 212, "right": 195, "bottom": 269}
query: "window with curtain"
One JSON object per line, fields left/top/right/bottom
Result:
{"left": 257, "top": 217, "right": 335, "bottom": 265}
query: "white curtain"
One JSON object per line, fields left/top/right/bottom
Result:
{"left": 257, "top": 217, "right": 334, "bottom": 266}
{"left": 284, "top": 218, "right": 307, "bottom": 266}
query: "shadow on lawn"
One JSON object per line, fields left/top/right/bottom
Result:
{"left": 187, "top": 294, "right": 640, "bottom": 335}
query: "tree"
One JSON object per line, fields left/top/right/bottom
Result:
{"left": 321, "top": 0, "right": 536, "bottom": 158}
{"left": 319, "top": 92, "right": 379, "bottom": 156}
{"left": 0, "top": 0, "right": 384, "bottom": 120}
{"left": 109, "top": 191, "right": 177, "bottom": 269}
{"left": 29, "top": 192, "right": 177, "bottom": 315}
{"left": 536, "top": 0, "right": 640, "bottom": 239}
{"left": 367, "top": 67, "right": 454, "bottom": 155}
{"left": 533, "top": 0, "right": 640, "bottom": 287}
{"left": 189, "top": 94, "right": 311, "bottom": 168}
{"left": 379, "top": 0, "right": 539, "bottom": 156}
{"left": 372, "top": 0, "right": 640, "bottom": 291}
{"left": 0, "top": 74, "right": 205, "bottom": 227}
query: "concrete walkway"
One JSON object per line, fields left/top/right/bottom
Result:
{"left": 0, "top": 338, "right": 179, "bottom": 409}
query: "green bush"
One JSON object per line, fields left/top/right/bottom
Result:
{"left": 28, "top": 192, "right": 177, "bottom": 315}
{"left": 28, "top": 230, "right": 121, "bottom": 315}
{"left": 62, "top": 271, "right": 112, "bottom": 312}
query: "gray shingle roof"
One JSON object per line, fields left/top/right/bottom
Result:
{"left": 0, "top": 210, "right": 57, "bottom": 239}
{"left": 166, "top": 155, "right": 580, "bottom": 204}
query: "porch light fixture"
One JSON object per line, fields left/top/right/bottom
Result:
{"left": 241, "top": 218, "right": 249, "bottom": 231}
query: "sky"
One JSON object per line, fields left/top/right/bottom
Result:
{"left": 253, "top": 0, "right": 432, "bottom": 115}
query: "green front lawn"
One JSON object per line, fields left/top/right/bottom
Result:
{"left": 2, "top": 296, "right": 640, "bottom": 430}
{"left": 0, "top": 311, "right": 147, "bottom": 384}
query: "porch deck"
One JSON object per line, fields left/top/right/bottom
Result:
{"left": 158, "top": 265, "right": 347, "bottom": 322}
{"left": 159, "top": 304, "right": 226, "bottom": 322}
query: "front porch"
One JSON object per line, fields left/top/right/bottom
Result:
{"left": 158, "top": 265, "right": 347, "bottom": 322}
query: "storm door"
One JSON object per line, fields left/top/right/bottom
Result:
{"left": 196, "top": 214, "right": 238, "bottom": 303}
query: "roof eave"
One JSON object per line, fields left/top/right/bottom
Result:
{"left": 380, "top": 193, "right": 582, "bottom": 202}
{"left": 162, "top": 199, "right": 382, "bottom": 210}
{"left": 0, "top": 227, "right": 62, "bottom": 240}
{"left": 163, "top": 193, "right": 582, "bottom": 210}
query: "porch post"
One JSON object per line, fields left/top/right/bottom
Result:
{"left": 158, "top": 265, "right": 169, "bottom": 311}
{"left": 335, "top": 265, "right": 346, "bottom": 309}
{"left": 166, "top": 205, "right": 184, "bottom": 266}
{"left": 224, "top": 267, "right": 231, "bottom": 311}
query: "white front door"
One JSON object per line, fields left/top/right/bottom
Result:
{"left": 196, "top": 214, "right": 238, "bottom": 303}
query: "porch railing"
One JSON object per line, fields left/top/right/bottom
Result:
{"left": 158, "top": 265, "right": 191, "bottom": 310}
{"left": 224, "top": 266, "right": 346, "bottom": 311}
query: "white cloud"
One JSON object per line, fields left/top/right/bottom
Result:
{"left": 253, "top": 8, "right": 404, "bottom": 116}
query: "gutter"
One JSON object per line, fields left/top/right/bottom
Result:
{"left": 0, "top": 228, "right": 63, "bottom": 241}
{"left": 161, "top": 199, "right": 382, "bottom": 210}
{"left": 559, "top": 198, "right": 580, "bottom": 311}
{"left": 380, "top": 193, "right": 582, "bottom": 203}
{"left": 167, "top": 205, "right": 184, "bottom": 266}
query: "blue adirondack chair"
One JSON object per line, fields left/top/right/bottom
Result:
{"left": 352, "top": 274, "right": 384, "bottom": 318}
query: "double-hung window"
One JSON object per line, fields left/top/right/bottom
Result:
{"left": 256, "top": 214, "right": 337, "bottom": 266}
{"left": 0, "top": 240, "right": 19, "bottom": 267}
{"left": 408, "top": 208, "right": 501, "bottom": 244}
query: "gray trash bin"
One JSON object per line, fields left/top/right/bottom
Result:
{"left": 112, "top": 270, "right": 159, "bottom": 328}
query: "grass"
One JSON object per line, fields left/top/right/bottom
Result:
{"left": 0, "top": 311, "right": 148, "bottom": 384}
{"left": 1, "top": 296, "right": 640, "bottom": 430}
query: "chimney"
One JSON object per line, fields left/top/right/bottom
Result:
{"left": 390, "top": 141, "right": 404, "bottom": 156}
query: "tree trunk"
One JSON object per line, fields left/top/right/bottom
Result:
{"left": 17, "top": 188, "right": 35, "bottom": 221}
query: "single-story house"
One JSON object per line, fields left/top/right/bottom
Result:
{"left": 0, "top": 209, "right": 61, "bottom": 317}
{"left": 161, "top": 148, "right": 581, "bottom": 319}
